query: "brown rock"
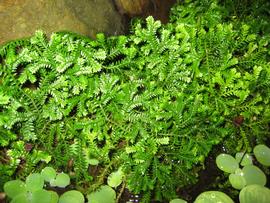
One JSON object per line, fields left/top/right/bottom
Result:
{"left": 114, "top": 0, "right": 150, "bottom": 15}
{"left": 114, "top": 0, "right": 177, "bottom": 23}
{"left": 0, "top": 192, "right": 6, "bottom": 202}
{"left": 0, "top": 0, "right": 124, "bottom": 45}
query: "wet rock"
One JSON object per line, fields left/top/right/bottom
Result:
{"left": 0, "top": 0, "right": 124, "bottom": 45}
{"left": 114, "top": 0, "right": 150, "bottom": 16}
{"left": 114, "top": 0, "right": 177, "bottom": 23}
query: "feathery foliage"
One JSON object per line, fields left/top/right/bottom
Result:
{"left": 0, "top": 0, "right": 270, "bottom": 201}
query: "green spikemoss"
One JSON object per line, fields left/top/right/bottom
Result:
{"left": 0, "top": 0, "right": 270, "bottom": 201}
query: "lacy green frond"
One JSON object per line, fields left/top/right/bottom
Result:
{"left": 1, "top": 0, "right": 270, "bottom": 201}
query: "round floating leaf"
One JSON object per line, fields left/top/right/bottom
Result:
{"left": 239, "top": 185, "right": 270, "bottom": 203}
{"left": 32, "top": 189, "right": 58, "bottom": 203}
{"left": 10, "top": 193, "right": 29, "bottom": 203}
{"left": 87, "top": 185, "right": 116, "bottom": 203}
{"left": 216, "top": 154, "right": 239, "bottom": 173}
{"left": 194, "top": 191, "right": 234, "bottom": 203}
{"left": 41, "top": 167, "right": 57, "bottom": 182}
{"left": 4, "top": 180, "right": 27, "bottom": 199}
{"left": 229, "top": 169, "right": 246, "bottom": 190}
{"left": 254, "top": 144, "right": 270, "bottom": 166}
{"left": 59, "top": 190, "right": 84, "bottom": 203}
{"left": 89, "top": 159, "right": 99, "bottom": 166}
{"left": 107, "top": 168, "right": 124, "bottom": 188}
{"left": 242, "top": 165, "right": 266, "bottom": 186}
{"left": 170, "top": 198, "right": 188, "bottom": 203}
{"left": 235, "top": 152, "right": 253, "bottom": 166}
{"left": 48, "top": 191, "right": 59, "bottom": 203}
{"left": 51, "top": 173, "right": 70, "bottom": 188}
{"left": 26, "top": 173, "right": 44, "bottom": 192}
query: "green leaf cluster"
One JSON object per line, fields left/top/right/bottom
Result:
{"left": 1, "top": 0, "right": 270, "bottom": 201}
{"left": 171, "top": 144, "right": 270, "bottom": 203}
{"left": 3, "top": 167, "right": 84, "bottom": 203}
{"left": 216, "top": 144, "right": 270, "bottom": 190}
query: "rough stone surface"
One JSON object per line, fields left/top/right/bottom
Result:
{"left": 114, "top": 0, "right": 150, "bottom": 16}
{"left": 115, "top": 0, "right": 177, "bottom": 23}
{"left": 0, "top": 0, "right": 124, "bottom": 45}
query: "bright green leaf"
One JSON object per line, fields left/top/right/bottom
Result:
{"left": 93, "top": 49, "right": 106, "bottom": 60}
{"left": 32, "top": 189, "right": 58, "bottom": 203}
{"left": 235, "top": 152, "right": 253, "bottom": 166}
{"left": 239, "top": 185, "right": 270, "bottom": 203}
{"left": 242, "top": 165, "right": 266, "bottom": 186}
{"left": 170, "top": 198, "right": 188, "bottom": 203}
{"left": 41, "top": 167, "right": 57, "bottom": 182}
{"left": 0, "top": 94, "right": 10, "bottom": 105}
{"left": 51, "top": 173, "right": 70, "bottom": 188}
{"left": 156, "top": 137, "right": 170, "bottom": 145}
{"left": 194, "top": 191, "right": 234, "bottom": 203}
{"left": 216, "top": 154, "right": 239, "bottom": 173}
{"left": 4, "top": 180, "right": 27, "bottom": 199}
{"left": 26, "top": 173, "right": 44, "bottom": 192}
{"left": 89, "top": 159, "right": 99, "bottom": 166}
{"left": 107, "top": 168, "right": 124, "bottom": 188}
{"left": 229, "top": 169, "right": 246, "bottom": 190}
{"left": 59, "top": 190, "right": 84, "bottom": 203}
{"left": 254, "top": 144, "right": 270, "bottom": 166}
{"left": 48, "top": 191, "right": 59, "bottom": 203}
{"left": 10, "top": 193, "right": 29, "bottom": 203}
{"left": 87, "top": 185, "right": 116, "bottom": 203}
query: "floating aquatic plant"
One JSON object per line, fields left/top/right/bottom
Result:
{"left": 3, "top": 180, "right": 27, "bottom": 199}
{"left": 170, "top": 144, "right": 270, "bottom": 202}
{"left": 107, "top": 167, "right": 124, "bottom": 188}
{"left": 41, "top": 167, "right": 57, "bottom": 182}
{"left": 169, "top": 198, "right": 187, "bottom": 203}
{"left": 87, "top": 185, "right": 116, "bottom": 203}
{"left": 242, "top": 165, "right": 266, "bottom": 186}
{"left": 216, "top": 154, "right": 239, "bottom": 173}
{"left": 228, "top": 169, "right": 246, "bottom": 190}
{"left": 216, "top": 144, "right": 269, "bottom": 190}
{"left": 58, "top": 191, "right": 84, "bottom": 203}
{"left": 239, "top": 184, "right": 270, "bottom": 203}
{"left": 50, "top": 173, "right": 70, "bottom": 188}
{"left": 235, "top": 153, "right": 253, "bottom": 166}
{"left": 194, "top": 191, "right": 234, "bottom": 203}
{"left": 3, "top": 167, "right": 83, "bottom": 203}
{"left": 253, "top": 144, "right": 270, "bottom": 166}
